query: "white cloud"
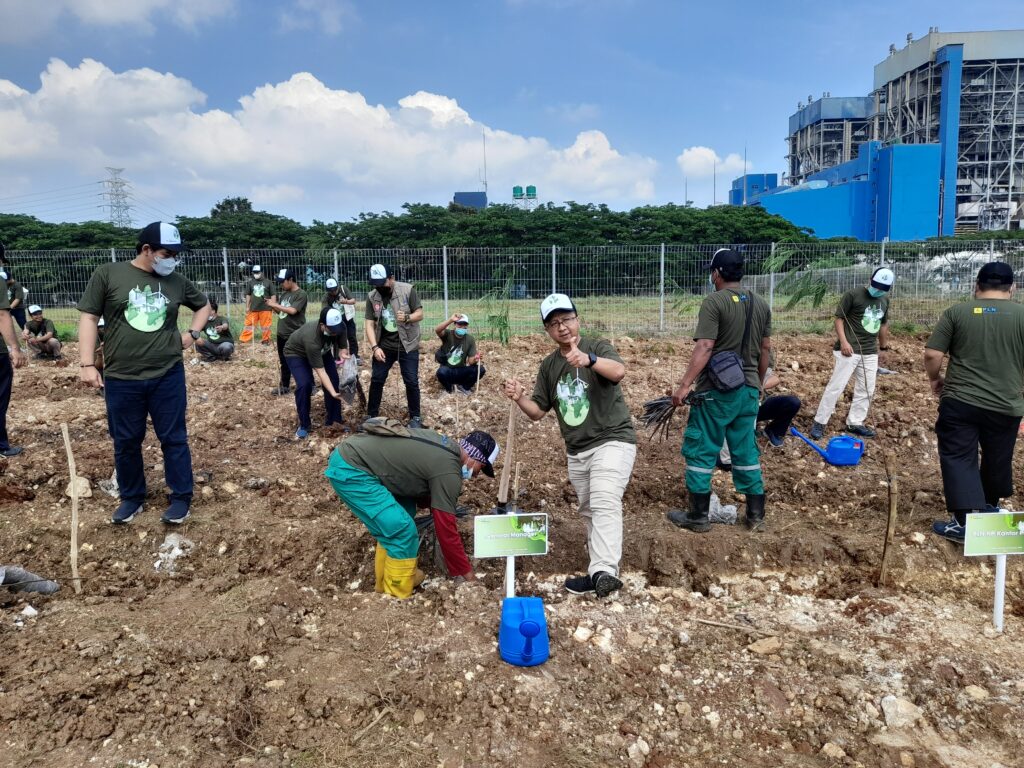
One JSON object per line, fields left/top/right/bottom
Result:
{"left": 0, "top": 0, "right": 235, "bottom": 42}
{"left": 278, "top": 0, "right": 352, "bottom": 35}
{"left": 546, "top": 102, "right": 601, "bottom": 123}
{"left": 0, "top": 58, "right": 659, "bottom": 221}
{"left": 675, "top": 146, "right": 748, "bottom": 179}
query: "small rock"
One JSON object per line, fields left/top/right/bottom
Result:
{"left": 195, "top": 470, "right": 213, "bottom": 484}
{"left": 899, "top": 752, "right": 916, "bottom": 767}
{"left": 636, "top": 737, "right": 650, "bottom": 756}
{"left": 704, "top": 711, "right": 721, "bottom": 729}
{"left": 573, "top": 625, "right": 594, "bottom": 643}
{"left": 64, "top": 476, "right": 92, "bottom": 498}
{"left": 217, "top": 541, "right": 228, "bottom": 556}
{"left": 244, "top": 478, "right": 269, "bottom": 490}
{"left": 881, "top": 696, "right": 923, "bottom": 729}
{"left": 201, "top": 486, "right": 214, "bottom": 499}
{"left": 820, "top": 742, "right": 846, "bottom": 759}
{"left": 249, "top": 655, "right": 269, "bottom": 670}
{"left": 963, "top": 685, "right": 989, "bottom": 700}
{"left": 908, "top": 532, "right": 926, "bottom": 545}
{"left": 221, "top": 482, "right": 240, "bottom": 495}
{"left": 20, "top": 605, "right": 38, "bottom": 618}
{"left": 413, "top": 709, "right": 426, "bottom": 725}
{"left": 264, "top": 679, "right": 285, "bottom": 690}
{"left": 746, "top": 636, "right": 783, "bottom": 655}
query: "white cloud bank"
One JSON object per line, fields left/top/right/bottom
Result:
{"left": 0, "top": 58, "right": 659, "bottom": 221}
{"left": 675, "top": 146, "right": 748, "bottom": 179}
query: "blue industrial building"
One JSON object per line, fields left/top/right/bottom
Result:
{"left": 452, "top": 191, "right": 488, "bottom": 209}
{"left": 732, "top": 29, "right": 1024, "bottom": 240}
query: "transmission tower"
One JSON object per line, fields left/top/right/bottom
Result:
{"left": 103, "top": 167, "right": 133, "bottom": 228}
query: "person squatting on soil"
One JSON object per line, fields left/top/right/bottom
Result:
{"left": 364, "top": 263, "right": 425, "bottom": 428}
{"left": 283, "top": 308, "right": 349, "bottom": 438}
{"left": 22, "top": 305, "right": 61, "bottom": 359}
{"left": 809, "top": 267, "right": 894, "bottom": 440}
{"left": 3, "top": 269, "right": 27, "bottom": 330}
{"left": 325, "top": 426, "right": 499, "bottom": 598}
{"left": 194, "top": 299, "right": 234, "bottom": 362}
{"left": 718, "top": 355, "right": 800, "bottom": 470}
{"left": 669, "top": 248, "right": 771, "bottom": 533}
{"left": 323, "top": 277, "right": 359, "bottom": 358}
{"left": 267, "top": 269, "right": 307, "bottom": 396}
{"left": 434, "top": 312, "right": 485, "bottom": 393}
{"left": 925, "top": 261, "right": 1024, "bottom": 544}
{"left": 0, "top": 278, "right": 26, "bottom": 458}
{"left": 239, "top": 264, "right": 276, "bottom": 344}
{"left": 504, "top": 293, "right": 637, "bottom": 598}
{"left": 77, "top": 221, "right": 211, "bottom": 525}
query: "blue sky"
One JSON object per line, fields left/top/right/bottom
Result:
{"left": 0, "top": 0, "right": 1021, "bottom": 225}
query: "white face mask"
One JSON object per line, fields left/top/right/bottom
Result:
{"left": 461, "top": 465, "right": 473, "bottom": 480}
{"left": 153, "top": 256, "right": 179, "bottom": 276}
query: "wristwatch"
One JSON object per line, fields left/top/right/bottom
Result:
{"left": 189, "top": 330, "right": 201, "bottom": 340}
{"left": 587, "top": 352, "right": 597, "bottom": 368}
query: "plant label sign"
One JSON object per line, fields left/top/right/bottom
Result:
{"left": 474, "top": 513, "right": 548, "bottom": 559}
{"left": 964, "top": 511, "right": 1024, "bottom": 557}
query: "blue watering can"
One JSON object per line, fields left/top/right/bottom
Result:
{"left": 498, "top": 596, "right": 550, "bottom": 667}
{"left": 790, "top": 427, "right": 865, "bottom": 466}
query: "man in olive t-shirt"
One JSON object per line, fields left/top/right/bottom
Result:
{"left": 23, "top": 305, "right": 61, "bottom": 359}
{"left": 195, "top": 299, "right": 234, "bottom": 361}
{"left": 433, "top": 312, "right": 485, "bottom": 393}
{"left": 669, "top": 249, "right": 772, "bottom": 533}
{"left": 77, "top": 221, "right": 211, "bottom": 526}
{"left": 282, "top": 309, "right": 348, "bottom": 438}
{"left": 3, "top": 271, "right": 26, "bottom": 329}
{"left": 266, "top": 269, "right": 308, "bottom": 395}
{"left": 324, "top": 428, "right": 498, "bottom": 598}
{"left": 240, "top": 265, "right": 276, "bottom": 344}
{"left": 0, "top": 282, "right": 27, "bottom": 457}
{"left": 810, "top": 268, "right": 894, "bottom": 440}
{"left": 324, "top": 278, "right": 359, "bottom": 357}
{"left": 504, "top": 293, "right": 636, "bottom": 598}
{"left": 925, "top": 261, "right": 1024, "bottom": 543}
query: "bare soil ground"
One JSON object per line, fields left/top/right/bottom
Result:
{"left": 2, "top": 333, "right": 1023, "bottom": 768}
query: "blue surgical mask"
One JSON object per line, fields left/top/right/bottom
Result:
{"left": 153, "top": 256, "right": 179, "bottom": 276}
{"left": 867, "top": 286, "right": 886, "bottom": 298}
{"left": 461, "top": 465, "right": 472, "bottom": 480}
{"left": 455, "top": 327, "right": 468, "bottom": 337}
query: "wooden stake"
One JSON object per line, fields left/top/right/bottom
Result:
{"left": 59, "top": 423, "right": 83, "bottom": 595}
{"left": 454, "top": 391, "right": 460, "bottom": 438}
{"left": 497, "top": 401, "right": 517, "bottom": 505}
{"left": 878, "top": 453, "right": 899, "bottom": 587}
{"left": 513, "top": 461, "right": 522, "bottom": 504}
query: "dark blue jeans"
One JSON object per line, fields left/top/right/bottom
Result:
{"left": 104, "top": 363, "right": 192, "bottom": 506}
{"left": 0, "top": 355, "right": 11, "bottom": 451}
{"left": 322, "top": 352, "right": 342, "bottom": 425}
{"left": 436, "top": 364, "right": 485, "bottom": 392}
{"left": 759, "top": 394, "right": 801, "bottom": 440}
{"left": 368, "top": 347, "right": 420, "bottom": 419}
{"left": 10, "top": 308, "right": 25, "bottom": 330}
{"left": 286, "top": 357, "right": 315, "bottom": 430}
{"left": 344, "top": 318, "right": 358, "bottom": 356}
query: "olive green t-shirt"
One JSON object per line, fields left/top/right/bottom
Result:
{"left": 77, "top": 262, "right": 207, "bottom": 381}
{"left": 26, "top": 318, "right": 56, "bottom": 338}
{"left": 833, "top": 287, "right": 889, "bottom": 355}
{"left": 0, "top": 288, "right": 9, "bottom": 356}
{"left": 246, "top": 278, "right": 275, "bottom": 312}
{"left": 532, "top": 337, "right": 636, "bottom": 455}
{"left": 323, "top": 286, "right": 356, "bottom": 320}
{"left": 365, "top": 286, "right": 421, "bottom": 353}
{"left": 334, "top": 429, "right": 463, "bottom": 514}
{"left": 283, "top": 320, "right": 331, "bottom": 369}
{"left": 203, "top": 314, "right": 233, "bottom": 343}
{"left": 7, "top": 281, "right": 25, "bottom": 307}
{"left": 926, "top": 299, "right": 1024, "bottom": 416}
{"left": 693, "top": 288, "right": 772, "bottom": 392}
{"left": 438, "top": 329, "right": 477, "bottom": 367}
{"left": 276, "top": 288, "right": 308, "bottom": 339}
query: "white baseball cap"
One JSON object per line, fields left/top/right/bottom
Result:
{"left": 454, "top": 313, "right": 470, "bottom": 325}
{"left": 28, "top": 304, "right": 42, "bottom": 315}
{"left": 369, "top": 263, "right": 390, "bottom": 286}
{"left": 325, "top": 278, "right": 339, "bottom": 289}
{"left": 252, "top": 264, "right": 263, "bottom": 273}
{"left": 870, "top": 267, "right": 895, "bottom": 291}
{"left": 323, "top": 308, "right": 345, "bottom": 335}
{"left": 540, "top": 293, "right": 576, "bottom": 322}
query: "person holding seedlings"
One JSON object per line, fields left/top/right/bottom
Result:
{"left": 323, "top": 277, "right": 359, "bottom": 358}
{"left": 239, "top": 265, "right": 276, "bottom": 344}
{"left": 22, "top": 305, "right": 62, "bottom": 359}
{"left": 503, "top": 293, "right": 636, "bottom": 598}
{"left": 283, "top": 308, "right": 348, "bottom": 438}
{"left": 194, "top": 299, "right": 234, "bottom": 361}
{"left": 364, "top": 263, "right": 424, "bottom": 428}
{"left": 926, "top": 262, "right": 1024, "bottom": 543}
{"left": 809, "top": 267, "right": 894, "bottom": 440}
{"left": 325, "top": 427, "right": 498, "bottom": 598}
{"left": 0, "top": 276, "right": 26, "bottom": 457}
{"left": 434, "top": 312, "right": 484, "bottom": 393}
{"left": 266, "top": 269, "right": 307, "bottom": 395}
{"left": 668, "top": 248, "right": 772, "bottom": 532}
{"left": 77, "top": 221, "right": 211, "bottom": 525}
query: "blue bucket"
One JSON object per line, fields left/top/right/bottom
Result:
{"left": 499, "top": 596, "right": 549, "bottom": 667}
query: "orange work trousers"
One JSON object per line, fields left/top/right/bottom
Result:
{"left": 240, "top": 310, "right": 273, "bottom": 343}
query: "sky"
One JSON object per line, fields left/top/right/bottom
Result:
{"left": 0, "top": 0, "right": 1021, "bottom": 226}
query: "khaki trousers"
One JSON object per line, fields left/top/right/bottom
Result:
{"left": 813, "top": 351, "right": 878, "bottom": 427}
{"left": 566, "top": 440, "right": 636, "bottom": 578}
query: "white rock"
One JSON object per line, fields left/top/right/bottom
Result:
{"left": 249, "top": 655, "right": 269, "bottom": 670}
{"left": 264, "top": 679, "right": 285, "bottom": 690}
{"left": 573, "top": 625, "right": 594, "bottom": 642}
{"left": 413, "top": 709, "right": 426, "bottom": 725}
{"left": 820, "top": 742, "right": 846, "bottom": 759}
{"left": 221, "top": 481, "right": 240, "bottom": 495}
{"left": 881, "top": 696, "right": 923, "bottom": 728}
{"left": 20, "top": 605, "right": 38, "bottom": 618}
{"left": 64, "top": 476, "right": 92, "bottom": 498}
{"left": 908, "top": 532, "right": 927, "bottom": 545}
{"left": 636, "top": 737, "right": 650, "bottom": 756}
{"left": 746, "top": 636, "right": 783, "bottom": 655}
{"left": 704, "top": 711, "right": 721, "bottom": 729}
{"left": 217, "top": 541, "right": 228, "bottom": 556}
{"left": 964, "top": 685, "right": 989, "bottom": 700}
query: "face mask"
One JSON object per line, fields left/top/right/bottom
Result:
{"left": 153, "top": 256, "right": 178, "bottom": 276}
{"left": 461, "top": 465, "right": 472, "bottom": 480}
{"left": 708, "top": 273, "right": 716, "bottom": 290}
{"left": 455, "top": 327, "right": 468, "bottom": 337}
{"left": 867, "top": 286, "right": 886, "bottom": 298}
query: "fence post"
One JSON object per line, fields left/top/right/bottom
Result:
{"left": 659, "top": 243, "right": 665, "bottom": 332}
{"left": 221, "top": 247, "right": 230, "bottom": 319}
{"left": 110, "top": 247, "right": 115, "bottom": 263}
{"left": 551, "top": 245, "right": 557, "bottom": 294}
{"left": 442, "top": 245, "right": 449, "bottom": 320}
{"left": 880, "top": 238, "right": 886, "bottom": 266}
{"left": 768, "top": 242, "right": 776, "bottom": 313}
{"left": 333, "top": 249, "right": 339, "bottom": 279}
{"left": 989, "top": 240, "right": 995, "bottom": 258}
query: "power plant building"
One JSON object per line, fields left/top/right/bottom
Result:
{"left": 736, "top": 29, "right": 1024, "bottom": 240}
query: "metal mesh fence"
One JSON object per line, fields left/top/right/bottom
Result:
{"left": 7, "top": 241, "right": 1024, "bottom": 339}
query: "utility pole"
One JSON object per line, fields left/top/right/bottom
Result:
{"left": 103, "top": 168, "right": 133, "bottom": 228}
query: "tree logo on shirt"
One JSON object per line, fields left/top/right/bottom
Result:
{"left": 381, "top": 306, "right": 397, "bottom": 333}
{"left": 206, "top": 323, "right": 221, "bottom": 341}
{"left": 447, "top": 346, "right": 465, "bottom": 366}
{"left": 278, "top": 297, "right": 291, "bottom": 320}
{"left": 862, "top": 305, "right": 885, "bottom": 335}
{"left": 125, "top": 284, "right": 168, "bottom": 333}
{"left": 555, "top": 372, "right": 590, "bottom": 427}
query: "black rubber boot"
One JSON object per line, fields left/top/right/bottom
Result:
{"left": 744, "top": 494, "right": 766, "bottom": 531}
{"left": 667, "top": 492, "right": 711, "bottom": 533}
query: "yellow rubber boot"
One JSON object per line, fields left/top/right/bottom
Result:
{"left": 374, "top": 543, "right": 387, "bottom": 593}
{"left": 382, "top": 556, "right": 419, "bottom": 599}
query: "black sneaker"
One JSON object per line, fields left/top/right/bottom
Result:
{"left": 161, "top": 501, "right": 191, "bottom": 525}
{"left": 809, "top": 422, "right": 826, "bottom": 440}
{"left": 846, "top": 424, "right": 876, "bottom": 438}
{"left": 564, "top": 574, "right": 594, "bottom": 594}
{"left": 112, "top": 501, "right": 143, "bottom": 525}
{"left": 931, "top": 518, "right": 965, "bottom": 543}
{"left": 408, "top": 417, "right": 423, "bottom": 429}
{"left": 593, "top": 571, "right": 623, "bottom": 598}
